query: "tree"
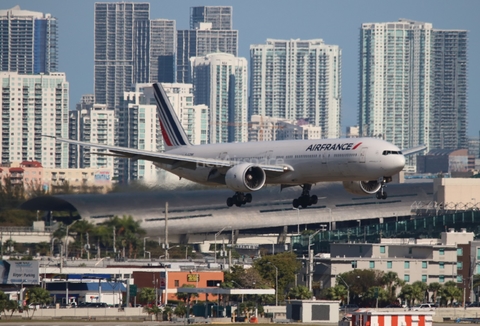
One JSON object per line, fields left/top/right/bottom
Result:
{"left": 139, "top": 287, "right": 156, "bottom": 305}
{"left": 411, "top": 281, "right": 428, "bottom": 305}
{"left": 324, "top": 285, "right": 348, "bottom": 304}
{"left": 439, "top": 281, "right": 462, "bottom": 306}
{"left": 144, "top": 305, "right": 162, "bottom": 321}
{"left": 382, "top": 271, "right": 404, "bottom": 302}
{"left": 428, "top": 282, "right": 442, "bottom": 304}
{"left": 399, "top": 284, "right": 414, "bottom": 307}
{"left": 163, "top": 305, "right": 173, "bottom": 321}
{"left": 287, "top": 285, "right": 312, "bottom": 300}
{"left": 26, "top": 287, "right": 51, "bottom": 316}
{"left": 174, "top": 302, "right": 187, "bottom": 317}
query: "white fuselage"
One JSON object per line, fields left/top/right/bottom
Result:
{"left": 156, "top": 137, "right": 405, "bottom": 187}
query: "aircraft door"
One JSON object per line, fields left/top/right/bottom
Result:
{"left": 359, "top": 148, "right": 367, "bottom": 163}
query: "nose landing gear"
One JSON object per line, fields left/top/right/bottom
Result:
{"left": 227, "top": 192, "right": 253, "bottom": 207}
{"left": 292, "top": 184, "right": 318, "bottom": 208}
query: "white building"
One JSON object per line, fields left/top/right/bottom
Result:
{"left": 119, "top": 83, "right": 208, "bottom": 184}
{"left": 191, "top": 53, "right": 248, "bottom": 144}
{"left": 0, "top": 71, "right": 69, "bottom": 168}
{"left": 249, "top": 115, "right": 321, "bottom": 142}
{"left": 250, "top": 39, "right": 342, "bottom": 139}
{"left": 329, "top": 230, "right": 474, "bottom": 286}
{"left": 69, "top": 101, "right": 116, "bottom": 171}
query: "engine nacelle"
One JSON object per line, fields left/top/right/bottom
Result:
{"left": 225, "top": 163, "right": 266, "bottom": 192}
{"left": 342, "top": 180, "right": 382, "bottom": 196}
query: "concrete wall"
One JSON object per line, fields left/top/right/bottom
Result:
{"left": 433, "top": 178, "right": 480, "bottom": 204}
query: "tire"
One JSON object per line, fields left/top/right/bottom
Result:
{"left": 382, "top": 192, "right": 387, "bottom": 200}
{"left": 376, "top": 192, "right": 382, "bottom": 199}
{"left": 310, "top": 195, "right": 318, "bottom": 205}
{"left": 245, "top": 193, "right": 252, "bottom": 203}
{"left": 292, "top": 199, "right": 299, "bottom": 208}
{"left": 226, "top": 197, "right": 234, "bottom": 207}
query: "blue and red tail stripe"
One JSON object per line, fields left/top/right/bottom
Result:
{"left": 153, "top": 83, "right": 191, "bottom": 149}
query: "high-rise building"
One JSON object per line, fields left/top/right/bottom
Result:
{"left": 190, "top": 6, "right": 232, "bottom": 30}
{"left": 69, "top": 98, "right": 116, "bottom": 171}
{"left": 94, "top": 2, "right": 150, "bottom": 110}
{"left": 431, "top": 29, "right": 468, "bottom": 150}
{"left": 177, "top": 6, "right": 237, "bottom": 84}
{"left": 249, "top": 39, "right": 342, "bottom": 139}
{"left": 0, "top": 6, "right": 58, "bottom": 74}
{"left": 359, "top": 19, "right": 468, "bottom": 170}
{"left": 249, "top": 115, "right": 321, "bottom": 142}
{"left": 150, "top": 19, "right": 176, "bottom": 83}
{"left": 0, "top": 72, "right": 68, "bottom": 168}
{"left": 118, "top": 83, "right": 208, "bottom": 183}
{"left": 191, "top": 53, "right": 248, "bottom": 143}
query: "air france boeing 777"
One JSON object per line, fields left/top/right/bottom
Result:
{"left": 47, "top": 83, "right": 426, "bottom": 208}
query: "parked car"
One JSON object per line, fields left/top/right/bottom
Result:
{"left": 410, "top": 303, "right": 435, "bottom": 311}
{"left": 467, "top": 302, "right": 480, "bottom": 308}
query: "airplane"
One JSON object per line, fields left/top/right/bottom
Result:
{"left": 46, "top": 83, "right": 426, "bottom": 208}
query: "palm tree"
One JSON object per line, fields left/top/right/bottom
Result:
{"left": 411, "top": 281, "right": 428, "bottom": 304}
{"left": 382, "top": 271, "right": 404, "bottom": 302}
{"left": 163, "top": 305, "right": 173, "bottom": 321}
{"left": 287, "top": 286, "right": 312, "bottom": 300}
{"left": 428, "top": 282, "right": 442, "bottom": 303}
{"left": 325, "top": 285, "right": 348, "bottom": 304}
{"left": 440, "top": 281, "right": 462, "bottom": 306}
{"left": 144, "top": 305, "right": 162, "bottom": 321}
{"left": 399, "top": 284, "right": 414, "bottom": 307}
{"left": 26, "top": 286, "right": 51, "bottom": 317}
{"left": 139, "top": 287, "right": 156, "bottom": 306}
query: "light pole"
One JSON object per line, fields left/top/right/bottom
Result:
{"left": 337, "top": 274, "right": 350, "bottom": 316}
{"left": 293, "top": 208, "right": 300, "bottom": 234}
{"left": 214, "top": 226, "right": 229, "bottom": 264}
{"left": 267, "top": 262, "right": 278, "bottom": 306}
{"left": 308, "top": 229, "right": 322, "bottom": 292}
{"left": 64, "top": 220, "right": 79, "bottom": 262}
{"left": 267, "top": 239, "right": 275, "bottom": 255}
{"left": 143, "top": 237, "right": 149, "bottom": 258}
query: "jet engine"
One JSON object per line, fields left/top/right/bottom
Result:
{"left": 342, "top": 180, "right": 382, "bottom": 196}
{"left": 225, "top": 163, "right": 266, "bottom": 192}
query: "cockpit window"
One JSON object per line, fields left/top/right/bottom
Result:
{"left": 382, "top": 150, "right": 402, "bottom": 155}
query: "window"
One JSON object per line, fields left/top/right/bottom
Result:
{"left": 422, "top": 275, "right": 427, "bottom": 282}
{"left": 477, "top": 248, "right": 480, "bottom": 260}
{"left": 352, "top": 261, "right": 357, "bottom": 268}
{"left": 439, "top": 248, "right": 445, "bottom": 256}
{"left": 457, "top": 262, "right": 463, "bottom": 270}
{"left": 422, "top": 261, "right": 428, "bottom": 269}
{"left": 439, "top": 262, "right": 445, "bottom": 269}
{"left": 404, "top": 261, "right": 410, "bottom": 269}
{"left": 439, "top": 275, "right": 445, "bottom": 283}
{"left": 369, "top": 261, "right": 375, "bottom": 268}
{"left": 404, "top": 274, "right": 410, "bottom": 282}
{"left": 387, "top": 261, "right": 392, "bottom": 269}
{"left": 174, "top": 280, "right": 179, "bottom": 287}
{"left": 457, "top": 275, "right": 463, "bottom": 283}
{"left": 408, "top": 247, "right": 412, "bottom": 254}
{"left": 457, "top": 248, "right": 463, "bottom": 256}
{"left": 380, "top": 246, "right": 385, "bottom": 254}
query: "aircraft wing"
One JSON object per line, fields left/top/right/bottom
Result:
{"left": 46, "top": 136, "right": 292, "bottom": 173}
{"left": 401, "top": 144, "right": 427, "bottom": 156}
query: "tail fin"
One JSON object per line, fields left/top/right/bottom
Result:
{"left": 153, "top": 83, "right": 191, "bottom": 150}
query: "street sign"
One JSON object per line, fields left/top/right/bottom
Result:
{"left": 129, "top": 284, "right": 137, "bottom": 297}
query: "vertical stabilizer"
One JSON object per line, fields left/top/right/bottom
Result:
{"left": 153, "top": 83, "right": 191, "bottom": 150}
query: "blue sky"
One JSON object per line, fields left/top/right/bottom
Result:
{"left": 4, "top": 0, "right": 479, "bottom": 137}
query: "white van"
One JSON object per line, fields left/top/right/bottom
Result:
{"left": 410, "top": 303, "right": 436, "bottom": 311}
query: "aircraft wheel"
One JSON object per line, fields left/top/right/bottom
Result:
{"left": 245, "top": 193, "right": 252, "bottom": 203}
{"left": 235, "top": 201, "right": 242, "bottom": 207}
{"left": 293, "top": 199, "right": 299, "bottom": 208}
{"left": 382, "top": 192, "right": 387, "bottom": 200}
{"left": 376, "top": 192, "right": 382, "bottom": 199}
{"left": 227, "top": 197, "right": 234, "bottom": 207}
{"left": 310, "top": 195, "right": 318, "bottom": 205}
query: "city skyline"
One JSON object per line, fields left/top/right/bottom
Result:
{"left": 2, "top": 0, "right": 479, "bottom": 137}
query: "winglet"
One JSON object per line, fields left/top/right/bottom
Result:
{"left": 153, "top": 83, "right": 191, "bottom": 150}
{"left": 402, "top": 144, "right": 427, "bottom": 156}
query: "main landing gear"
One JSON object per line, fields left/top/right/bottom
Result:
{"left": 292, "top": 184, "right": 318, "bottom": 208}
{"left": 227, "top": 192, "right": 252, "bottom": 207}
{"left": 376, "top": 179, "right": 388, "bottom": 200}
